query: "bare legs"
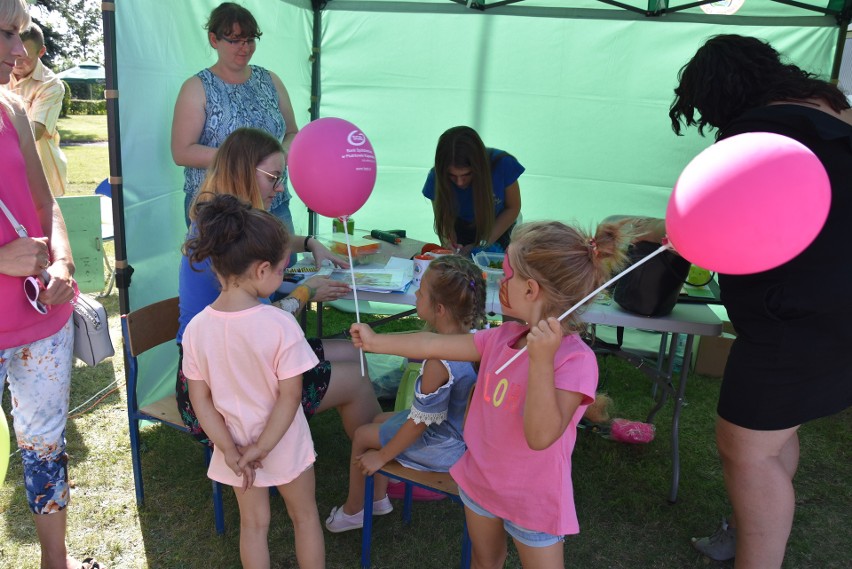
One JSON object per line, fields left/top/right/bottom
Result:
{"left": 33, "top": 510, "right": 82, "bottom": 569}
{"left": 463, "top": 507, "right": 508, "bottom": 569}
{"left": 316, "top": 340, "right": 382, "bottom": 440}
{"left": 716, "top": 417, "right": 800, "bottom": 569}
{"left": 339, "top": 413, "right": 395, "bottom": 515}
{"left": 463, "top": 506, "right": 564, "bottom": 569}
{"left": 234, "top": 466, "right": 325, "bottom": 569}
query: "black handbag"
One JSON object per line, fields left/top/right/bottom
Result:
{"left": 613, "top": 241, "right": 691, "bottom": 317}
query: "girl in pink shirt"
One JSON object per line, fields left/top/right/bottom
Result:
{"left": 181, "top": 194, "right": 324, "bottom": 569}
{"left": 350, "top": 221, "right": 628, "bottom": 568}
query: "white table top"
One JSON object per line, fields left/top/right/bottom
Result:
{"left": 338, "top": 258, "right": 723, "bottom": 338}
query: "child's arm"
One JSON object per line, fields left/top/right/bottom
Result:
{"left": 188, "top": 379, "right": 256, "bottom": 489}
{"left": 523, "top": 318, "right": 585, "bottom": 450}
{"left": 237, "top": 373, "right": 303, "bottom": 470}
{"left": 350, "top": 324, "right": 480, "bottom": 362}
{"left": 356, "top": 359, "right": 449, "bottom": 475}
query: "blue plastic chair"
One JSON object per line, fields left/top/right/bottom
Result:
{"left": 360, "top": 371, "right": 471, "bottom": 568}
{"left": 121, "top": 297, "right": 225, "bottom": 534}
{"left": 362, "top": 463, "right": 471, "bottom": 569}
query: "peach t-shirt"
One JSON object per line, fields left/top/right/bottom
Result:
{"left": 182, "top": 304, "right": 319, "bottom": 487}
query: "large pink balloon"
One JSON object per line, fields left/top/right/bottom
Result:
{"left": 288, "top": 117, "right": 376, "bottom": 218}
{"left": 666, "top": 132, "right": 830, "bottom": 275}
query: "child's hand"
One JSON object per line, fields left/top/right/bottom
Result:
{"left": 349, "top": 323, "right": 375, "bottom": 350}
{"left": 237, "top": 444, "right": 267, "bottom": 471}
{"left": 354, "top": 449, "right": 387, "bottom": 476}
{"left": 223, "top": 447, "right": 246, "bottom": 479}
{"left": 527, "top": 317, "right": 562, "bottom": 364}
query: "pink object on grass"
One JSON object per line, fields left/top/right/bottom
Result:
{"left": 387, "top": 480, "right": 447, "bottom": 502}
{"left": 610, "top": 419, "right": 656, "bottom": 444}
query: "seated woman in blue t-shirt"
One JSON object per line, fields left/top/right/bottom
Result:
{"left": 421, "top": 126, "right": 524, "bottom": 256}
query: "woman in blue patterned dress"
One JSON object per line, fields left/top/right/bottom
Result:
{"left": 171, "top": 2, "right": 298, "bottom": 230}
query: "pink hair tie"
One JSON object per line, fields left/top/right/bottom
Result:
{"left": 609, "top": 418, "right": 655, "bottom": 444}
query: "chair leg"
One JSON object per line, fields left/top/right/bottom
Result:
{"left": 204, "top": 445, "right": 226, "bottom": 535}
{"left": 402, "top": 482, "right": 414, "bottom": 524}
{"left": 361, "top": 474, "right": 375, "bottom": 568}
{"left": 98, "top": 247, "right": 115, "bottom": 298}
{"left": 128, "top": 417, "right": 144, "bottom": 506}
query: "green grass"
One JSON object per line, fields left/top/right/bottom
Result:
{"left": 58, "top": 115, "right": 109, "bottom": 144}
{"left": 2, "top": 116, "right": 851, "bottom": 568}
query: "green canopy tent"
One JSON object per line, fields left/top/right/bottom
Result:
{"left": 56, "top": 61, "right": 105, "bottom": 99}
{"left": 100, "top": 0, "right": 851, "bottom": 407}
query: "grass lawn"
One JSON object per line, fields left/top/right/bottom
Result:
{"left": 1, "top": 115, "right": 851, "bottom": 568}
{"left": 58, "top": 114, "right": 109, "bottom": 144}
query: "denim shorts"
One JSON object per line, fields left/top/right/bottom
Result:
{"left": 458, "top": 487, "right": 564, "bottom": 548}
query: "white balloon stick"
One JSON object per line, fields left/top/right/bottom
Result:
{"left": 340, "top": 216, "right": 366, "bottom": 376}
{"left": 493, "top": 242, "right": 674, "bottom": 375}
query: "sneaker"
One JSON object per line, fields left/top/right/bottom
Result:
{"left": 324, "top": 496, "right": 393, "bottom": 533}
{"left": 691, "top": 518, "right": 737, "bottom": 561}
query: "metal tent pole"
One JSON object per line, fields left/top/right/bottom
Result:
{"left": 101, "top": 0, "right": 133, "bottom": 317}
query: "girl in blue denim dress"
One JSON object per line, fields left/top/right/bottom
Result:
{"left": 325, "top": 255, "right": 487, "bottom": 532}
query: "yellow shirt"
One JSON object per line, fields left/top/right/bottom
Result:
{"left": 8, "top": 59, "right": 67, "bottom": 196}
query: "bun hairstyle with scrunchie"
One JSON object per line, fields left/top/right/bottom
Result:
{"left": 508, "top": 220, "right": 629, "bottom": 333}
{"left": 183, "top": 193, "right": 289, "bottom": 279}
{"left": 425, "top": 254, "right": 488, "bottom": 331}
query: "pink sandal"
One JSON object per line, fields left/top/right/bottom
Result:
{"left": 387, "top": 480, "right": 447, "bottom": 501}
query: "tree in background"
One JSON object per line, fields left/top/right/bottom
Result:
{"left": 31, "top": 0, "right": 103, "bottom": 68}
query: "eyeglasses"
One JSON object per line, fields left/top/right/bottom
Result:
{"left": 256, "top": 167, "right": 285, "bottom": 189}
{"left": 218, "top": 35, "right": 258, "bottom": 48}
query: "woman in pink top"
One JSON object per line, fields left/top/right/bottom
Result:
{"left": 351, "top": 221, "right": 629, "bottom": 568}
{"left": 0, "top": 2, "right": 98, "bottom": 568}
{"left": 182, "top": 194, "right": 324, "bottom": 569}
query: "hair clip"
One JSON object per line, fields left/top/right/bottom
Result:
{"left": 469, "top": 278, "right": 476, "bottom": 290}
{"left": 588, "top": 238, "right": 599, "bottom": 257}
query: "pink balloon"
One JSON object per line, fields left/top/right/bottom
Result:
{"left": 666, "top": 132, "right": 830, "bottom": 275}
{"left": 288, "top": 117, "right": 377, "bottom": 218}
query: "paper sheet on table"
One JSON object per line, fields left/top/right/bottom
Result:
{"left": 328, "top": 257, "right": 413, "bottom": 292}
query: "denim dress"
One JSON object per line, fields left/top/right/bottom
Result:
{"left": 379, "top": 359, "right": 477, "bottom": 472}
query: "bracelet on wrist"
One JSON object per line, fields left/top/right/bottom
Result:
{"left": 303, "top": 235, "right": 313, "bottom": 251}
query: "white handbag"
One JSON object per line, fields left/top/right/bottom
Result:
{"left": 1, "top": 196, "right": 114, "bottom": 366}
{"left": 71, "top": 293, "right": 115, "bottom": 366}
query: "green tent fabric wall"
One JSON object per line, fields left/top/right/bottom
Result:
{"left": 109, "top": 0, "right": 849, "bottom": 408}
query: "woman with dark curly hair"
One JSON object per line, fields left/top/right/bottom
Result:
{"left": 670, "top": 34, "right": 852, "bottom": 567}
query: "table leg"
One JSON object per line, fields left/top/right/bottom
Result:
{"left": 667, "top": 333, "right": 694, "bottom": 503}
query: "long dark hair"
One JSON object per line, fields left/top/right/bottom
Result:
{"left": 670, "top": 34, "right": 849, "bottom": 138}
{"left": 433, "top": 126, "right": 499, "bottom": 245}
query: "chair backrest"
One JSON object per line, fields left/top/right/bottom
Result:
{"left": 125, "top": 297, "right": 180, "bottom": 357}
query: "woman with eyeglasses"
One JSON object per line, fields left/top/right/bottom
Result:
{"left": 171, "top": 2, "right": 298, "bottom": 230}
{"left": 0, "top": 2, "right": 105, "bottom": 567}
{"left": 177, "top": 129, "right": 388, "bottom": 511}
{"left": 423, "top": 126, "right": 525, "bottom": 257}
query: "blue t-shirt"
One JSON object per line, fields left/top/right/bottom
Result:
{"left": 421, "top": 148, "right": 525, "bottom": 223}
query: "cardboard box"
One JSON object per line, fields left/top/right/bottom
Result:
{"left": 694, "top": 328, "right": 735, "bottom": 377}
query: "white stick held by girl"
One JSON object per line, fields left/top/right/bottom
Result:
{"left": 181, "top": 194, "right": 325, "bottom": 569}
{"left": 326, "top": 255, "right": 488, "bottom": 533}
{"left": 350, "top": 221, "right": 627, "bottom": 568}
